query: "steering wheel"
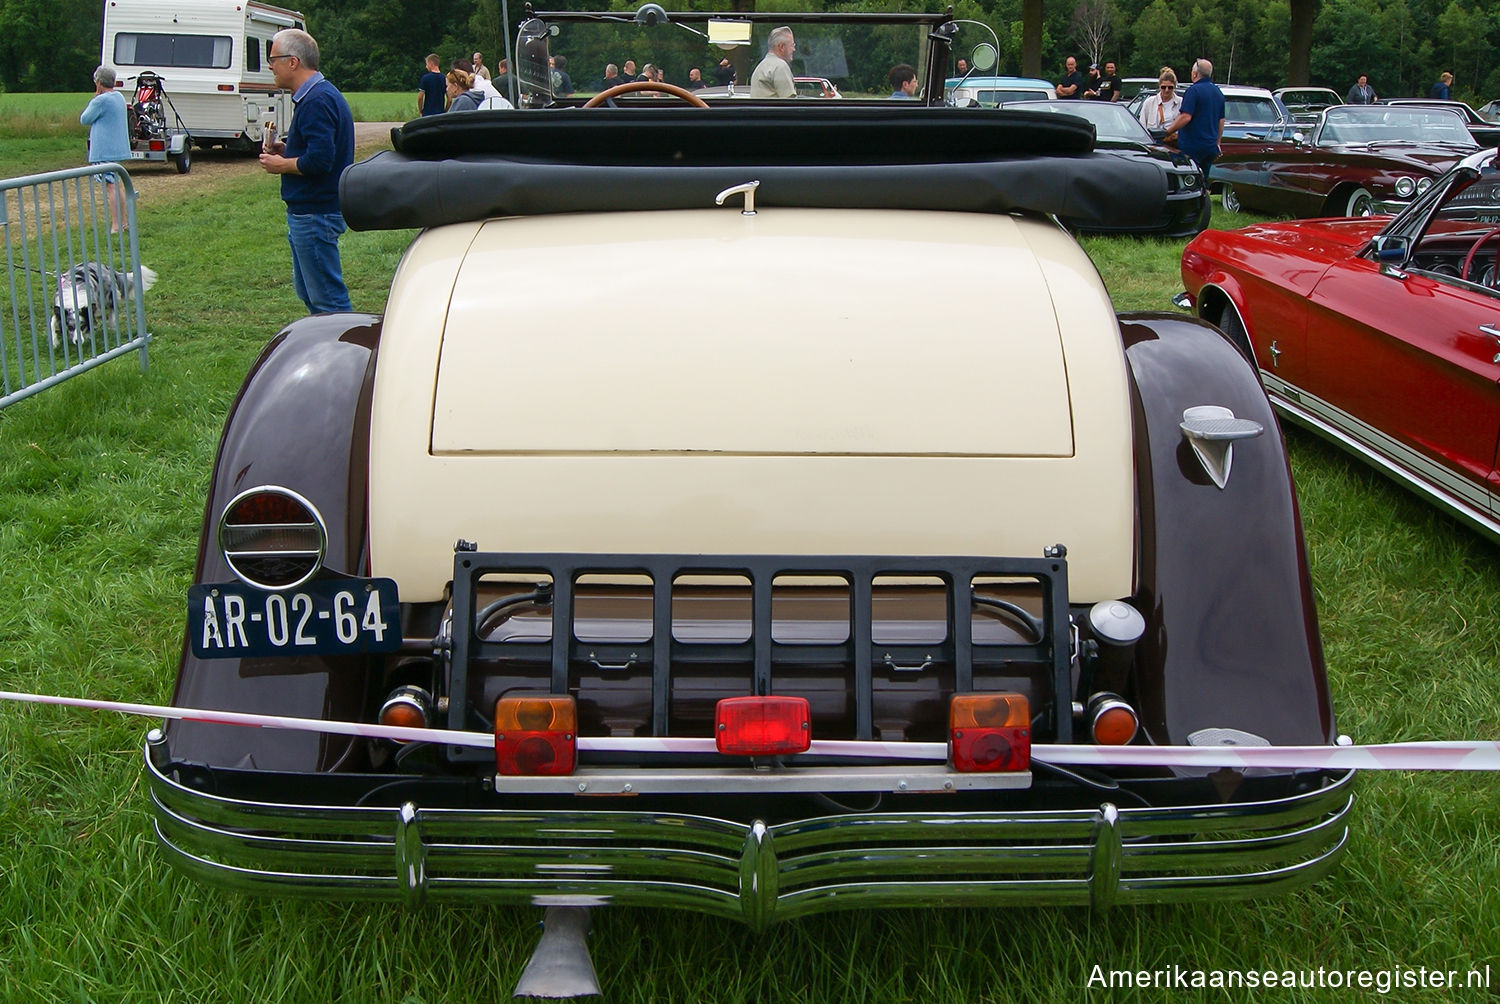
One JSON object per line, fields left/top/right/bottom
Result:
{"left": 582, "top": 80, "right": 709, "bottom": 108}
{"left": 1460, "top": 226, "right": 1500, "bottom": 286}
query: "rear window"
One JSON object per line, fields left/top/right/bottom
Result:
{"left": 977, "top": 88, "right": 1049, "bottom": 103}
{"left": 114, "top": 32, "right": 232, "bottom": 69}
{"left": 1225, "top": 98, "right": 1279, "bottom": 123}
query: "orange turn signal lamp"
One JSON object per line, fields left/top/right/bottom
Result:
{"left": 378, "top": 685, "right": 431, "bottom": 738}
{"left": 1088, "top": 693, "right": 1139, "bottom": 745}
{"left": 949, "top": 692, "right": 1030, "bottom": 772}
{"left": 495, "top": 695, "right": 577, "bottom": 775}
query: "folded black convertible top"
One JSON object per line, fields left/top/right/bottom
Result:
{"left": 340, "top": 106, "right": 1169, "bottom": 231}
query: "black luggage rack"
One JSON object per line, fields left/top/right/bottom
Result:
{"left": 446, "top": 551, "right": 1074, "bottom": 760}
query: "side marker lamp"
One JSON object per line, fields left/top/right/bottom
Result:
{"left": 949, "top": 693, "right": 1030, "bottom": 772}
{"left": 1088, "top": 693, "right": 1139, "bottom": 745}
{"left": 495, "top": 695, "right": 577, "bottom": 776}
{"left": 714, "top": 696, "right": 811, "bottom": 756}
{"left": 378, "top": 685, "right": 431, "bottom": 738}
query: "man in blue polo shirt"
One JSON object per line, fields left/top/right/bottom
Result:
{"left": 259, "top": 28, "right": 355, "bottom": 314}
{"left": 1166, "top": 57, "right": 1225, "bottom": 175}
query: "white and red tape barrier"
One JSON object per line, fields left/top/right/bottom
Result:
{"left": 3, "top": 689, "right": 1499, "bottom": 772}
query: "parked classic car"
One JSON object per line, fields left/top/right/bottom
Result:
{"left": 1180, "top": 146, "right": 1500, "bottom": 542}
{"left": 946, "top": 74, "right": 1055, "bottom": 105}
{"left": 1381, "top": 98, "right": 1500, "bottom": 147}
{"left": 1480, "top": 98, "right": 1500, "bottom": 123}
{"left": 999, "top": 98, "right": 1208, "bottom": 235}
{"left": 1213, "top": 103, "right": 1479, "bottom": 217}
{"left": 1274, "top": 85, "right": 1343, "bottom": 125}
{"left": 1126, "top": 82, "right": 1288, "bottom": 140}
{"left": 700, "top": 74, "right": 843, "bottom": 100}
{"left": 149, "top": 6, "right": 1349, "bottom": 990}
{"left": 1120, "top": 75, "right": 1160, "bottom": 101}
{"left": 794, "top": 75, "right": 842, "bottom": 98}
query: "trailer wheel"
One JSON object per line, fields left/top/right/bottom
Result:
{"left": 173, "top": 148, "right": 191, "bottom": 174}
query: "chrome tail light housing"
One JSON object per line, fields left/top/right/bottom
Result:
{"left": 217, "top": 486, "right": 327, "bottom": 590}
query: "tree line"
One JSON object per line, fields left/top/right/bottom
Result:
{"left": 0, "top": 0, "right": 1493, "bottom": 101}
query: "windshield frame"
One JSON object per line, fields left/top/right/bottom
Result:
{"left": 517, "top": 7, "right": 959, "bottom": 106}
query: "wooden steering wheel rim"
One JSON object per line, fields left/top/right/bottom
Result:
{"left": 581, "top": 80, "right": 709, "bottom": 108}
{"left": 1460, "top": 225, "right": 1500, "bottom": 286}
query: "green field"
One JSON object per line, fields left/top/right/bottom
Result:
{"left": 0, "top": 91, "right": 415, "bottom": 141}
{"left": 0, "top": 104, "right": 1498, "bottom": 1002}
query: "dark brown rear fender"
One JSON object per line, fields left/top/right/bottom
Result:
{"left": 1120, "top": 313, "right": 1334, "bottom": 748}
{"left": 168, "top": 314, "right": 382, "bottom": 771}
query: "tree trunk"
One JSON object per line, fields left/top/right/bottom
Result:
{"left": 1022, "top": 0, "right": 1043, "bottom": 78}
{"left": 1288, "top": 0, "right": 1316, "bottom": 86}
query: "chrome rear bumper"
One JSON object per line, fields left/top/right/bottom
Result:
{"left": 146, "top": 752, "right": 1353, "bottom": 926}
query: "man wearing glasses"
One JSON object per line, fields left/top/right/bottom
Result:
{"left": 1139, "top": 69, "right": 1182, "bottom": 137}
{"left": 1166, "top": 58, "right": 1224, "bottom": 173}
{"left": 258, "top": 29, "right": 355, "bottom": 314}
{"left": 751, "top": 26, "right": 797, "bottom": 98}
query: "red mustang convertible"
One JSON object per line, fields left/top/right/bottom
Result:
{"left": 1180, "top": 147, "right": 1500, "bottom": 541}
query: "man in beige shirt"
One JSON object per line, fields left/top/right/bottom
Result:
{"left": 751, "top": 26, "right": 796, "bottom": 98}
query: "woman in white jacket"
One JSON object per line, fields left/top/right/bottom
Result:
{"left": 1139, "top": 68, "right": 1183, "bottom": 140}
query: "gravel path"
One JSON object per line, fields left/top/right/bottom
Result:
{"left": 126, "top": 122, "right": 398, "bottom": 204}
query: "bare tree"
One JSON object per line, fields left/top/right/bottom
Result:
{"left": 1069, "top": 0, "right": 1114, "bottom": 66}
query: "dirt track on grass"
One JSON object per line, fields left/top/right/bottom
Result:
{"left": 124, "top": 121, "right": 397, "bottom": 205}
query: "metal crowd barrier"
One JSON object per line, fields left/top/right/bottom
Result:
{"left": 1, "top": 163, "right": 149, "bottom": 409}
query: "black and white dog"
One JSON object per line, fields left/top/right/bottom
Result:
{"left": 50, "top": 262, "right": 158, "bottom": 348}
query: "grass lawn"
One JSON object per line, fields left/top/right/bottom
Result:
{"left": 0, "top": 114, "right": 1497, "bottom": 1001}
{"left": 0, "top": 91, "right": 415, "bottom": 125}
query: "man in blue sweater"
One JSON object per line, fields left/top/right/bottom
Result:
{"left": 259, "top": 28, "right": 354, "bottom": 314}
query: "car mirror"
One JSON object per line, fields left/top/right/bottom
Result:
{"left": 1373, "top": 236, "right": 1409, "bottom": 261}
{"left": 1291, "top": 131, "right": 1307, "bottom": 146}
{"left": 706, "top": 19, "right": 752, "bottom": 48}
{"left": 971, "top": 43, "right": 998, "bottom": 73}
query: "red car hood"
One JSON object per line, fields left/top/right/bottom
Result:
{"left": 1205, "top": 216, "right": 1386, "bottom": 256}
{"left": 1182, "top": 216, "right": 1386, "bottom": 300}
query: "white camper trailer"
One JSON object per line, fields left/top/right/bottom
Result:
{"left": 101, "top": 0, "right": 305, "bottom": 154}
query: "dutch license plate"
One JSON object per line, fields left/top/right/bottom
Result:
{"left": 188, "top": 577, "right": 402, "bottom": 659}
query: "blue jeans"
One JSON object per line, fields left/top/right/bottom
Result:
{"left": 286, "top": 210, "right": 351, "bottom": 314}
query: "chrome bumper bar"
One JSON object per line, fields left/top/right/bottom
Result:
{"left": 146, "top": 752, "right": 1353, "bottom": 926}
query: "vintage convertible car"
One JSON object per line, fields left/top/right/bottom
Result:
{"left": 999, "top": 98, "right": 1207, "bottom": 235}
{"left": 1382, "top": 99, "right": 1500, "bottom": 147}
{"left": 1180, "top": 146, "right": 1500, "bottom": 542}
{"left": 1213, "top": 103, "right": 1479, "bottom": 217}
{"left": 149, "top": 6, "right": 1349, "bottom": 991}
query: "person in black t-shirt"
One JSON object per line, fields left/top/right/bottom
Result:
{"left": 1057, "top": 56, "right": 1083, "bottom": 99}
{"left": 1097, "top": 61, "right": 1123, "bottom": 102}
{"left": 1083, "top": 63, "right": 1102, "bottom": 98}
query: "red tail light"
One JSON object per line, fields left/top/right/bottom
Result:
{"left": 218, "top": 485, "right": 326, "bottom": 590}
{"left": 714, "top": 696, "right": 811, "bottom": 756}
{"left": 495, "top": 695, "right": 576, "bottom": 775}
{"left": 949, "top": 693, "right": 1030, "bottom": 772}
